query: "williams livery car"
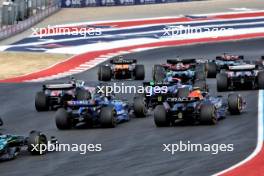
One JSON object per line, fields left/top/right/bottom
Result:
{"left": 55, "top": 92, "right": 144, "bottom": 130}
{"left": 207, "top": 53, "right": 245, "bottom": 78}
{"left": 35, "top": 79, "right": 91, "bottom": 111}
{"left": 153, "top": 87, "right": 245, "bottom": 127}
{"left": 0, "top": 131, "right": 56, "bottom": 161}
{"left": 152, "top": 59, "right": 207, "bottom": 83}
{"left": 98, "top": 56, "right": 145, "bottom": 81}
{"left": 216, "top": 64, "right": 264, "bottom": 91}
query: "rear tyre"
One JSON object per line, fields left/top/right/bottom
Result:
{"left": 207, "top": 62, "right": 217, "bottom": 78}
{"left": 258, "top": 71, "right": 264, "bottom": 89}
{"left": 98, "top": 65, "right": 111, "bottom": 81}
{"left": 134, "top": 65, "right": 145, "bottom": 80}
{"left": 35, "top": 92, "right": 49, "bottom": 111}
{"left": 154, "top": 105, "right": 169, "bottom": 127}
{"left": 228, "top": 94, "right": 242, "bottom": 115}
{"left": 200, "top": 104, "right": 217, "bottom": 125}
{"left": 100, "top": 107, "right": 116, "bottom": 128}
{"left": 55, "top": 108, "right": 72, "bottom": 130}
{"left": 28, "top": 131, "right": 48, "bottom": 155}
{"left": 216, "top": 73, "right": 228, "bottom": 92}
{"left": 133, "top": 97, "right": 147, "bottom": 117}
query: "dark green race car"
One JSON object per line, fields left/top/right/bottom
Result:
{"left": 0, "top": 130, "right": 55, "bottom": 161}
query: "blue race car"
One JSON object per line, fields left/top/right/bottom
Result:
{"left": 0, "top": 131, "right": 56, "bottom": 161}
{"left": 55, "top": 93, "right": 141, "bottom": 129}
{"left": 207, "top": 53, "right": 245, "bottom": 78}
{"left": 153, "top": 87, "right": 245, "bottom": 127}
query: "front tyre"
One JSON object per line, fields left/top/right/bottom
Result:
{"left": 228, "top": 94, "right": 242, "bottom": 115}
{"left": 28, "top": 131, "right": 48, "bottom": 155}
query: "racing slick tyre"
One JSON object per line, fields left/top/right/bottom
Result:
{"left": 35, "top": 91, "right": 49, "bottom": 111}
{"left": 133, "top": 97, "right": 147, "bottom": 117}
{"left": 98, "top": 65, "right": 111, "bottom": 81}
{"left": 194, "top": 80, "right": 207, "bottom": 91}
{"left": 0, "top": 117, "right": 3, "bottom": 126}
{"left": 28, "top": 131, "right": 48, "bottom": 155}
{"left": 200, "top": 104, "right": 217, "bottom": 125}
{"left": 216, "top": 73, "right": 228, "bottom": 92}
{"left": 176, "top": 87, "right": 190, "bottom": 98}
{"left": 55, "top": 108, "right": 72, "bottom": 130}
{"left": 100, "top": 107, "right": 116, "bottom": 128}
{"left": 134, "top": 65, "right": 145, "bottom": 80}
{"left": 76, "top": 89, "right": 91, "bottom": 100}
{"left": 228, "top": 94, "right": 242, "bottom": 115}
{"left": 154, "top": 105, "right": 170, "bottom": 127}
{"left": 258, "top": 71, "right": 264, "bottom": 89}
{"left": 207, "top": 62, "right": 217, "bottom": 78}
{"left": 195, "top": 71, "right": 206, "bottom": 80}
{"left": 153, "top": 65, "right": 165, "bottom": 82}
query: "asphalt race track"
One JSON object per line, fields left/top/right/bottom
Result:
{"left": 0, "top": 38, "right": 263, "bottom": 176}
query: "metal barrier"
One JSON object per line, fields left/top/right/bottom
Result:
{"left": 0, "top": 0, "right": 60, "bottom": 41}
{"left": 61, "top": 0, "right": 191, "bottom": 7}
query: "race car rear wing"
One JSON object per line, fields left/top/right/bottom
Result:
{"left": 228, "top": 64, "right": 256, "bottom": 71}
{"left": 216, "top": 55, "right": 244, "bottom": 60}
{"left": 43, "top": 83, "right": 76, "bottom": 90}
{"left": 167, "top": 59, "right": 196, "bottom": 64}
{"left": 110, "top": 59, "right": 136, "bottom": 64}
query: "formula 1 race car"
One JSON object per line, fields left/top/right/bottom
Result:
{"left": 153, "top": 89, "right": 245, "bottom": 127}
{"left": 98, "top": 56, "right": 145, "bottom": 81}
{"left": 0, "top": 131, "right": 56, "bottom": 161}
{"left": 152, "top": 59, "right": 207, "bottom": 83}
{"left": 207, "top": 53, "right": 245, "bottom": 78}
{"left": 55, "top": 93, "right": 143, "bottom": 129}
{"left": 133, "top": 79, "right": 208, "bottom": 117}
{"left": 35, "top": 79, "right": 91, "bottom": 111}
{"left": 216, "top": 64, "right": 264, "bottom": 91}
